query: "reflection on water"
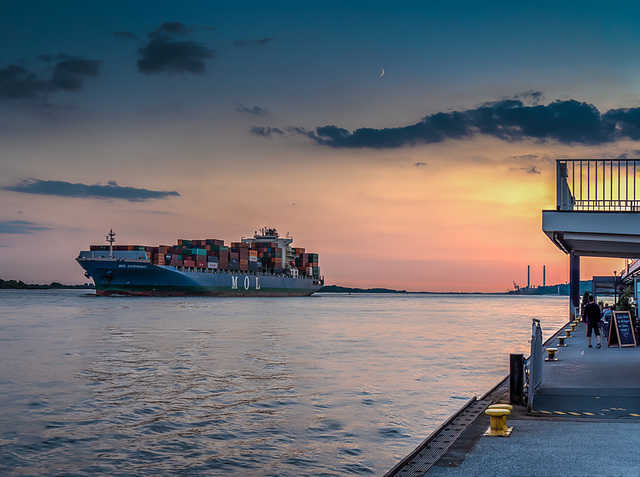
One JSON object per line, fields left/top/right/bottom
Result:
{"left": 0, "top": 290, "right": 568, "bottom": 475}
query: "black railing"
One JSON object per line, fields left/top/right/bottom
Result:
{"left": 557, "top": 159, "right": 640, "bottom": 211}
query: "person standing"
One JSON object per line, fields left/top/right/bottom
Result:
{"left": 582, "top": 295, "right": 602, "bottom": 348}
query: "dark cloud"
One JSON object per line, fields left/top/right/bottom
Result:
{"left": 233, "top": 38, "right": 276, "bottom": 47}
{"left": 3, "top": 179, "right": 180, "bottom": 202}
{"left": 617, "top": 150, "right": 640, "bottom": 159}
{"left": 250, "top": 126, "right": 284, "bottom": 138}
{"left": 414, "top": 162, "right": 427, "bottom": 167}
{"left": 150, "top": 22, "right": 193, "bottom": 37}
{"left": 295, "top": 96, "right": 640, "bottom": 149}
{"left": 0, "top": 65, "right": 48, "bottom": 99}
{"left": 114, "top": 31, "right": 139, "bottom": 41}
{"left": 238, "top": 104, "right": 265, "bottom": 115}
{"left": 137, "top": 21, "right": 215, "bottom": 75}
{"left": 521, "top": 166, "right": 541, "bottom": 174}
{"left": 0, "top": 55, "right": 101, "bottom": 100}
{"left": 511, "top": 154, "right": 540, "bottom": 161}
{"left": 48, "top": 55, "right": 101, "bottom": 92}
{"left": 0, "top": 220, "right": 51, "bottom": 234}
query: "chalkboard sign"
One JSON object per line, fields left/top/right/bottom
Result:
{"left": 608, "top": 311, "right": 637, "bottom": 348}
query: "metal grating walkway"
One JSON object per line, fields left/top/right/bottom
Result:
{"left": 385, "top": 398, "right": 491, "bottom": 476}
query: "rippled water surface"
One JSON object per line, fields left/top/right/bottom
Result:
{"left": 0, "top": 290, "right": 569, "bottom": 475}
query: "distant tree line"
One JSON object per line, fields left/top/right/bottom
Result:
{"left": 0, "top": 278, "right": 94, "bottom": 289}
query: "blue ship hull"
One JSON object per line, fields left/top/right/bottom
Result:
{"left": 77, "top": 258, "right": 323, "bottom": 297}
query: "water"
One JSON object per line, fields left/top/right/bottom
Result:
{"left": 0, "top": 290, "right": 569, "bottom": 476}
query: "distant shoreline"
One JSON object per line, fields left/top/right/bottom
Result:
{"left": 0, "top": 278, "right": 95, "bottom": 290}
{"left": 0, "top": 280, "right": 588, "bottom": 295}
{"left": 319, "top": 284, "right": 589, "bottom": 295}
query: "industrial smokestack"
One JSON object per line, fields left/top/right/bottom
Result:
{"left": 543, "top": 265, "right": 546, "bottom": 287}
{"left": 528, "top": 265, "right": 530, "bottom": 288}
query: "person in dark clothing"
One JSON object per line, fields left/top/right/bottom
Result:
{"left": 582, "top": 295, "right": 601, "bottom": 348}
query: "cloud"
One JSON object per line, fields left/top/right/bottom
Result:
{"left": 114, "top": 31, "right": 139, "bottom": 41}
{"left": 3, "top": 179, "right": 180, "bottom": 202}
{"left": 414, "top": 162, "right": 427, "bottom": 167}
{"left": 0, "top": 55, "right": 101, "bottom": 100}
{"left": 250, "top": 126, "right": 284, "bottom": 138}
{"left": 0, "top": 220, "right": 51, "bottom": 234}
{"left": 294, "top": 96, "right": 640, "bottom": 149}
{"left": 0, "top": 65, "right": 48, "bottom": 99}
{"left": 617, "top": 150, "right": 640, "bottom": 159}
{"left": 238, "top": 104, "right": 266, "bottom": 115}
{"left": 48, "top": 55, "right": 101, "bottom": 92}
{"left": 510, "top": 166, "right": 541, "bottom": 174}
{"left": 137, "top": 21, "right": 215, "bottom": 75}
{"left": 233, "top": 38, "right": 276, "bottom": 47}
{"left": 511, "top": 154, "right": 540, "bottom": 161}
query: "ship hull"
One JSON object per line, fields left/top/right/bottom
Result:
{"left": 77, "top": 258, "right": 323, "bottom": 297}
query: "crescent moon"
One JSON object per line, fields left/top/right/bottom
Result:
{"left": 379, "top": 68, "right": 385, "bottom": 77}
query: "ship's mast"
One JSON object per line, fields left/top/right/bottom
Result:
{"left": 106, "top": 229, "right": 116, "bottom": 258}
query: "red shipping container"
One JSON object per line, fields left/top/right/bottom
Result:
{"left": 196, "top": 261, "right": 206, "bottom": 268}
{"left": 184, "top": 260, "right": 196, "bottom": 267}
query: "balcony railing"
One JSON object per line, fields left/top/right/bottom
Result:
{"left": 557, "top": 159, "right": 640, "bottom": 211}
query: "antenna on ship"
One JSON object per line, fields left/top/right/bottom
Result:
{"left": 106, "top": 229, "right": 116, "bottom": 258}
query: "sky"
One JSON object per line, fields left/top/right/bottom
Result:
{"left": 1, "top": 1, "right": 639, "bottom": 292}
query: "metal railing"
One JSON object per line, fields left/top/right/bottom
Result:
{"left": 557, "top": 159, "right": 640, "bottom": 211}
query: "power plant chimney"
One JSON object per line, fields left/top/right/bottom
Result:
{"left": 543, "top": 265, "right": 546, "bottom": 287}
{"left": 527, "top": 265, "right": 530, "bottom": 288}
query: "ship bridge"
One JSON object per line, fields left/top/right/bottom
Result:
{"left": 542, "top": 159, "right": 640, "bottom": 319}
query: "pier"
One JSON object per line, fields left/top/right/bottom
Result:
{"left": 388, "top": 159, "right": 640, "bottom": 475}
{"left": 387, "top": 321, "right": 640, "bottom": 476}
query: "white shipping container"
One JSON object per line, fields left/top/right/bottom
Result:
{"left": 249, "top": 256, "right": 258, "bottom": 262}
{"left": 207, "top": 262, "right": 218, "bottom": 269}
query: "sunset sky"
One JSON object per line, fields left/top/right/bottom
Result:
{"left": 1, "top": 2, "right": 638, "bottom": 291}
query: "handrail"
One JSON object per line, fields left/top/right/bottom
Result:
{"left": 557, "top": 159, "right": 640, "bottom": 211}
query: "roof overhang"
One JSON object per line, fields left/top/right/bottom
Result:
{"left": 542, "top": 210, "right": 640, "bottom": 258}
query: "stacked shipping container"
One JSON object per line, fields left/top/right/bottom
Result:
{"left": 90, "top": 237, "right": 320, "bottom": 277}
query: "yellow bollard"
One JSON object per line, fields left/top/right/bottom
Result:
{"left": 565, "top": 329, "right": 572, "bottom": 338}
{"left": 545, "top": 348, "right": 558, "bottom": 361}
{"left": 484, "top": 408, "right": 512, "bottom": 437}
{"left": 488, "top": 404, "right": 513, "bottom": 410}
{"left": 570, "top": 323, "right": 576, "bottom": 332}
{"left": 488, "top": 404, "right": 513, "bottom": 430}
{"left": 557, "top": 336, "right": 566, "bottom": 347}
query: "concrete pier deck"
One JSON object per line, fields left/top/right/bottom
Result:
{"left": 389, "top": 321, "right": 640, "bottom": 476}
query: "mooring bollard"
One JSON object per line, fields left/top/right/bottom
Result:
{"left": 545, "top": 348, "right": 558, "bottom": 361}
{"left": 484, "top": 407, "right": 512, "bottom": 437}
{"left": 570, "top": 323, "right": 576, "bottom": 332}
{"left": 488, "top": 404, "right": 513, "bottom": 430}
{"left": 565, "top": 329, "right": 572, "bottom": 338}
{"left": 557, "top": 336, "right": 566, "bottom": 347}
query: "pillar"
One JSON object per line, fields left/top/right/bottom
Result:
{"left": 509, "top": 354, "right": 524, "bottom": 405}
{"left": 570, "top": 251, "right": 580, "bottom": 321}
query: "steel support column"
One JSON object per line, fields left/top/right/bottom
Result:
{"left": 509, "top": 354, "right": 524, "bottom": 405}
{"left": 570, "top": 251, "right": 580, "bottom": 321}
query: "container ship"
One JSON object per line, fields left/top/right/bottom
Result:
{"left": 77, "top": 227, "right": 323, "bottom": 296}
